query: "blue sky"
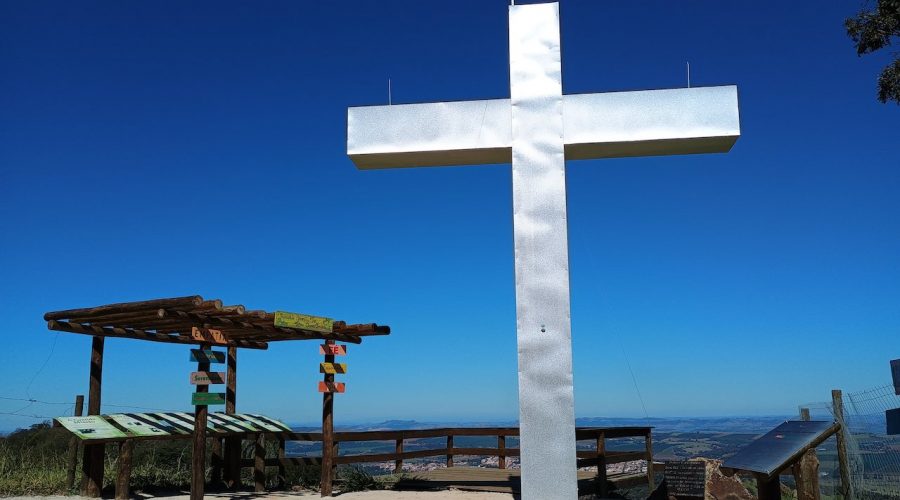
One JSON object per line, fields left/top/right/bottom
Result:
{"left": 1, "top": 0, "right": 898, "bottom": 431}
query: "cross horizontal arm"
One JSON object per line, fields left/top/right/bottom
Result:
{"left": 347, "top": 85, "right": 739, "bottom": 169}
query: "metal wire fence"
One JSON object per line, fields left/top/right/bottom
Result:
{"left": 800, "top": 385, "right": 900, "bottom": 500}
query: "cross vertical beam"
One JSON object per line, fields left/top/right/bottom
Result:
{"left": 346, "top": 2, "right": 740, "bottom": 498}
{"left": 508, "top": 3, "right": 576, "bottom": 499}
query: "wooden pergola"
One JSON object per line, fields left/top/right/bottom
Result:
{"left": 44, "top": 295, "right": 390, "bottom": 499}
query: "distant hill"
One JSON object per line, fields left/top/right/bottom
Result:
{"left": 287, "top": 415, "right": 797, "bottom": 434}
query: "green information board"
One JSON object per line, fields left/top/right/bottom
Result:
{"left": 192, "top": 392, "right": 226, "bottom": 406}
{"left": 108, "top": 414, "right": 171, "bottom": 437}
{"left": 274, "top": 311, "right": 334, "bottom": 333}
{"left": 56, "top": 415, "right": 128, "bottom": 440}
{"left": 57, "top": 412, "right": 290, "bottom": 441}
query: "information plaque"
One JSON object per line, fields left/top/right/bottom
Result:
{"left": 665, "top": 460, "right": 706, "bottom": 498}
{"left": 274, "top": 311, "right": 334, "bottom": 333}
{"left": 887, "top": 407, "right": 900, "bottom": 435}
{"left": 722, "top": 420, "right": 837, "bottom": 477}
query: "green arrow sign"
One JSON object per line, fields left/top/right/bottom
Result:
{"left": 191, "top": 392, "right": 226, "bottom": 406}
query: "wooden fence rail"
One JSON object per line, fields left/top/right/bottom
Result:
{"left": 84, "top": 426, "right": 652, "bottom": 498}
{"left": 235, "top": 426, "right": 653, "bottom": 497}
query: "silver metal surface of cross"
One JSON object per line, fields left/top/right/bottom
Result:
{"left": 346, "top": 3, "right": 740, "bottom": 498}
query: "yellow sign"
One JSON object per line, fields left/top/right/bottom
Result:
{"left": 274, "top": 311, "right": 334, "bottom": 333}
{"left": 320, "top": 362, "right": 347, "bottom": 374}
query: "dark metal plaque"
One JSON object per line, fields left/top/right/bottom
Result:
{"left": 722, "top": 420, "right": 836, "bottom": 477}
{"left": 665, "top": 461, "right": 706, "bottom": 497}
{"left": 887, "top": 408, "right": 900, "bottom": 435}
{"left": 891, "top": 359, "right": 900, "bottom": 395}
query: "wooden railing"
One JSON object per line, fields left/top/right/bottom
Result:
{"left": 236, "top": 426, "right": 654, "bottom": 496}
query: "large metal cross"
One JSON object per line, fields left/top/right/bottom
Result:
{"left": 346, "top": 3, "right": 739, "bottom": 498}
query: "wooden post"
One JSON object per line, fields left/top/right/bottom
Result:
{"left": 757, "top": 474, "right": 782, "bottom": 500}
{"left": 596, "top": 433, "right": 608, "bottom": 498}
{"left": 832, "top": 389, "right": 853, "bottom": 500}
{"left": 115, "top": 440, "right": 133, "bottom": 500}
{"left": 254, "top": 433, "right": 266, "bottom": 493}
{"left": 191, "top": 345, "right": 210, "bottom": 500}
{"left": 224, "top": 346, "right": 239, "bottom": 489}
{"left": 321, "top": 341, "right": 335, "bottom": 497}
{"left": 446, "top": 435, "right": 454, "bottom": 468}
{"left": 793, "top": 407, "right": 821, "bottom": 500}
{"left": 65, "top": 394, "right": 84, "bottom": 490}
{"left": 497, "top": 435, "right": 506, "bottom": 470}
{"left": 82, "top": 336, "right": 105, "bottom": 497}
{"left": 645, "top": 430, "right": 655, "bottom": 489}
{"left": 394, "top": 438, "right": 403, "bottom": 474}
{"left": 210, "top": 438, "right": 222, "bottom": 485}
{"left": 278, "top": 436, "right": 286, "bottom": 489}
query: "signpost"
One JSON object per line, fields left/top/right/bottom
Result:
{"left": 319, "top": 340, "right": 345, "bottom": 496}
{"left": 191, "top": 345, "right": 219, "bottom": 500}
{"left": 346, "top": 3, "right": 740, "bottom": 498}
{"left": 274, "top": 311, "right": 334, "bottom": 333}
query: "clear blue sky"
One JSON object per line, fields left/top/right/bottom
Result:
{"left": 1, "top": 0, "right": 897, "bottom": 431}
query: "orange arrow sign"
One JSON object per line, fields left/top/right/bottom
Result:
{"left": 318, "top": 381, "right": 346, "bottom": 393}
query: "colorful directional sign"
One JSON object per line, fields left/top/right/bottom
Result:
{"left": 318, "top": 381, "right": 346, "bottom": 393}
{"left": 319, "top": 344, "right": 347, "bottom": 356}
{"left": 190, "top": 371, "right": 226, "bottom": 385}
{"left": 56, "top": 415, "right": 127, "bottom": 440}
{"left": 274, "top": 311, "right": 334, "bottom": 333}
{"left": 320, "top": 362, "right": 347, "bottom": 374}
{"left": 191, "top": 392, "right": 226, "bottom": 406}
{"left": 191, "top": 326, "right": 226, "bottom": 344}
{"left": 190, "top": 349, "right": 225, "bottom": 363}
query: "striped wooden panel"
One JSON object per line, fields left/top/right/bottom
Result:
{"left": 320, "top": 362, "right": 347, "bottom": 374}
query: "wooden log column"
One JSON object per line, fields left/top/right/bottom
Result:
{"left": 82, "top": 336, "right": 105, "bottom": 497}
{"left": 254, "top": 433, "right": 266, "bottom": 492}
{"left": 320, "top": 340, "right": 336, "bottom": 497}
{"left": 596, "top": 433, "right": 608, "bottom": 497}
{"left": 115, "top": 440, "right": 133, "bottom": 500}
{"left": 65, "top": 394, "right": 84, "bottom": 490}
{"left": 394, "top": 439, "right": 403, "bottom": 474}
{"left": 191, "top": 345, "right": 210, "bottom": 500}
{"left": 645, "top": 431, "right": 655, "bottom": 489}
{"left": 757, "top": 473, "right": 782, "bottom": 500}
{"left": 224, "top": 346, "right": 240, "bottom": 488}
{"left": 497, "top": 435, "right": 506, "bottom": 470}
{"left": 446, "top": 435, "right": 454, "bottom": 468}
{"left": 793, "top": 408, "right": 821, "bottom": 500}
{"left": 832, "top": 390, "right": 853, "bottom": 500}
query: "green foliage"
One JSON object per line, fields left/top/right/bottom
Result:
{"left": 337, "top": 465, "right": 380, "bottom": 492}
{"left": 0, "top": 422, "right": 325, "bottom": 496}
{"left": 845, "top": 0, "right": 900, "bottom": 103}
